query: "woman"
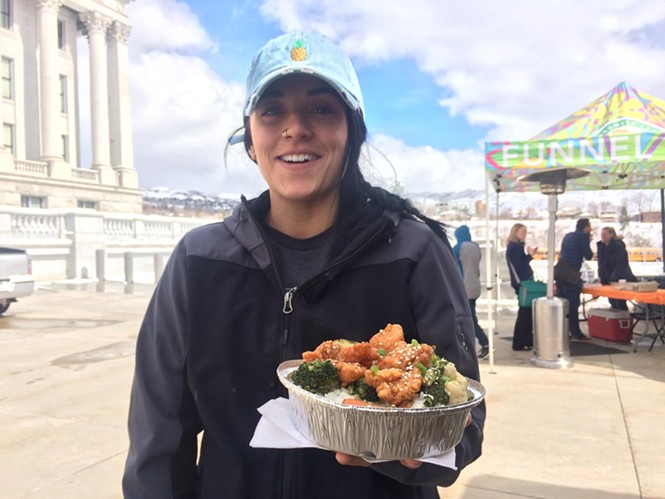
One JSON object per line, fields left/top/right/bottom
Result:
{"left": 123, "top": 32, "right": 484, "bottom": 499}
{"left": 506, "top": 223, "right": 537, "bottom": 351}
{"left": 598, "top": 226, "right": 636, "bottom": 310}
{"left": 453, "top": 225, "right": 490, "bottom": 359}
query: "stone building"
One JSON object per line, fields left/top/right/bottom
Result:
{"left": 0, "top": 0, "right": 141, "bottom": 213}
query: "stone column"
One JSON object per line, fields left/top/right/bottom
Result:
{"left": 80, "top": 11, "right": 114, "bottom": 183}
{"left": 36, "top": 0, "right": 62, "bottom": 161}
{"left": 107, "top": 20, "right": 138, "bottom": 188}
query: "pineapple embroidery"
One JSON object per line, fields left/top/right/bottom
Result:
{"left": 290, "top": 39, "right": 307, "bottom": 61}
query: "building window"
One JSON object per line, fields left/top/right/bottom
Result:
{"left": 1, "top": 57, "right": 13, "bottom": 99}
{"left": 59, "top": 74, "right": 67, "bottom": 113}
{"left": 61, "top": 134, "right": 69, "bottom": 161}
{"left": 1, "top": 0, "right": 11, "bottom": 30}
{"left": 2, "top": 122, "right": 14, "bottom": 154}
{"left": 57, "top": 19, "right": 65, "bottom": 49}
{"left": 21, "top": 196, "right": 47, "bottom": 209}
{"left": 77, "top": 200, "right": 98, "bottom": 210}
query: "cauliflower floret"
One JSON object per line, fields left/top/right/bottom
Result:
{"left": 443, "top": 362, "right": 468, "bottom": 391}
{"left": 442, "top": 362, "right": 469, "bottom": 405}
{"left": 444, "top": 379, "right": 468, "bottom": 405}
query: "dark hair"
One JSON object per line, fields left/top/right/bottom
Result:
{"left": 337, "top": 109, "right": 449, "bottom": 242}
{"left": 576, "top": 218, "right": 590, "bottom": 231}
{"left": 241, "top": 107, "right": 449, "bottom": 243}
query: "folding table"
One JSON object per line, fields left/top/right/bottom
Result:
{"left": 582, "top": 285, "right": 665, "bottom": 352}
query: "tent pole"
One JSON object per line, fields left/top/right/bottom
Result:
{"left": 493, "top": 187, "right": 500, "bottom": 374}
{"left": 660, "top": 189, "right": 665, "bottom": 273}
{"left": 484, "top": 175, "right": 495, "bottom": 373}
{"left": 495, "top": 189, "right": 500, "bottom": 311}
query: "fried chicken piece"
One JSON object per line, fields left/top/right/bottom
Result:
{"left": 338, "top": 342, "right": 380, "bottom": 367}
{"left": 364, "top": 367, "right": 403, "bottom": 386}
{"left": 369, "top": 323, "right": 406, "bottom": 352}
{"left": 302, "top": 340, "right": 341, "bottom": 362}
{"left": 365, "top": 367, "right": 423, "bottom": 407}
{"left": 377, "top": 342, "right": 434, "bottom": 371}
{"left": 334, "top": 361, "right": 367, "bottom": 387}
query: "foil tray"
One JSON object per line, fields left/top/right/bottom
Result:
{"left": 277, "top": 359, "right": 485, "bottom": 460}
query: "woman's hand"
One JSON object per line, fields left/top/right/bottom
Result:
{"left": 335, "top": 453, "right": 422, "bottom": 469}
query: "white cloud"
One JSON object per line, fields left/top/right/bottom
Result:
{"left": 116, "top": 0, "right": 665, "bottom": 196}
{"left": 365, "top": 134, "right": 485, "bottom": 194}
{"left": 126, "top": 0, "right": 215, "bottom": 54}
{"left": 260, "top": 0, "right": 665, "bottom": 140}
{"left": 129, "top": 51, "right": 253, "bottom": 190}
{"left": 124, "top": 0, "right": 265, "bottom": 196}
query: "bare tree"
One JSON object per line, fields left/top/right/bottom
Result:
{"left": 631, "top": 191, "right": 658, "bottom": 221}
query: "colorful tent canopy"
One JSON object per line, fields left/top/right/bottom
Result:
{"left": 485, "top": 82, "right": 665, "bottom": 192}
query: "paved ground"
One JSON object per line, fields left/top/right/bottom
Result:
{"left": 1, "top": 283, "right": 663, "bottom": 498}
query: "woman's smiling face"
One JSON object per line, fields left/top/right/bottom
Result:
{"left": 248, "top": 74, "right": 349, "bottom": 210}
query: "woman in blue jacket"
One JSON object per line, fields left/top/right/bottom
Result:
{"left": 506, "top": 223, "right": 537, "bottom": 350}
{"left": 123, "top": 32, "right": 485, "bottom": 499}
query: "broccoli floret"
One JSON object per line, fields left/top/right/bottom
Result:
{"left": 422, "top": 379, "right": 450, "bottom": 407}
{"left": 420, "top": 354, "right": 471, "bottom": 406}
{"left": 348, "top": 378, "right": 380, "bottom": 402}
{"left": 421, "top": 354, "right": 449, "bottom": 387}
{"left": 291, "top": 360, "right": 341, "bottom": 395}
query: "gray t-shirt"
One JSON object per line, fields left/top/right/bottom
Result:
{"left": 262, "top": 223, "right": 335, "bottom": 289}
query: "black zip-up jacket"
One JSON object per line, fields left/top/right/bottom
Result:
{"left": 123, "top": 192, "right": 485, "bottom": 498}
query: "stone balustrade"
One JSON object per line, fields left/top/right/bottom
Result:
{"left": 14, "top": 160, "right": 50, "bottom": 176}
{"left": 71, "top": 168, "right": 100, "bottom": 182}
{"left": 0, "top": 207, "right": 211, "bottom": 283}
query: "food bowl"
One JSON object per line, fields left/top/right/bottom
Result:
{"left": 277, "top": 360, "right": 485, "bottom": 460}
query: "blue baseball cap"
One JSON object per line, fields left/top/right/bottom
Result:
{"left": 229, "top": 31, "right": 364, "bottom": 144}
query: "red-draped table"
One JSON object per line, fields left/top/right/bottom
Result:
{"left": 582, "top": 285, "right": 665, "bottom": 351}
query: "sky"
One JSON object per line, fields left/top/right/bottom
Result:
{"left": 91, "top": 0, "right": 665, "bottom": 198}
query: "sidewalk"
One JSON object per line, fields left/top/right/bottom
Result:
{"left": 443, "top": 304, "right": 665, "bottom": 499}
{"left": 0, "top": 284, "right": 663, "bottom": 498}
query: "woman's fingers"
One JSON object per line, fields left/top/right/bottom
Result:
{"left": 399, "top": 459, "right": 422, "bottom": 469}
{"left": 335, "top": 452, "right": 371, "bottom": 467}
{"left": 336, "top": 452, "right": 423, "bottom": 470}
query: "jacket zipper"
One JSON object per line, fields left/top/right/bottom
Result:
{"left": 281, "top": 286, "right": 296, "bottom": 347}
{"left": 278, "top": 287, "right": 295, "bottom": 499}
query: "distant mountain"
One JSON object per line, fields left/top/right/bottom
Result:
{"left": 142, "top": 187, "right": 239, "bottom": 217}
{"left": 142, "top": 186, "right": 658, "bottom": 220}
{"left": 407, "top": 189, "right": 484, "bottom": 203}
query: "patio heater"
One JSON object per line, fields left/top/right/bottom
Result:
{"left": 519, "top": 167, "right": 589, "bottom": 369}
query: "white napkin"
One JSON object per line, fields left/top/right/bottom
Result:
{"left": 250, "top": 397, "right": 457, "bottom": 469}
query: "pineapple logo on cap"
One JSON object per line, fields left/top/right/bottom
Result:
{"left": 290, "top": 39, "right": 307, "bottom": 61}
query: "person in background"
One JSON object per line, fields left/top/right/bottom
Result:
{"left": 597, "top": 226, "right": 637, "bottom": 310}
{"left": 122, "top": 31, "right": 484, "bottom": 499}
{"left": 454, "top": 225, "right": 490, "bottom": 360}
{"left": 557, "top": 218, "right": 593, "bottom": 341}
{"left": 596, "top": 230, "right": 611, "bottom": 286}
{"left": 506, "top": 223, "right": 537, "bottom": 351}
